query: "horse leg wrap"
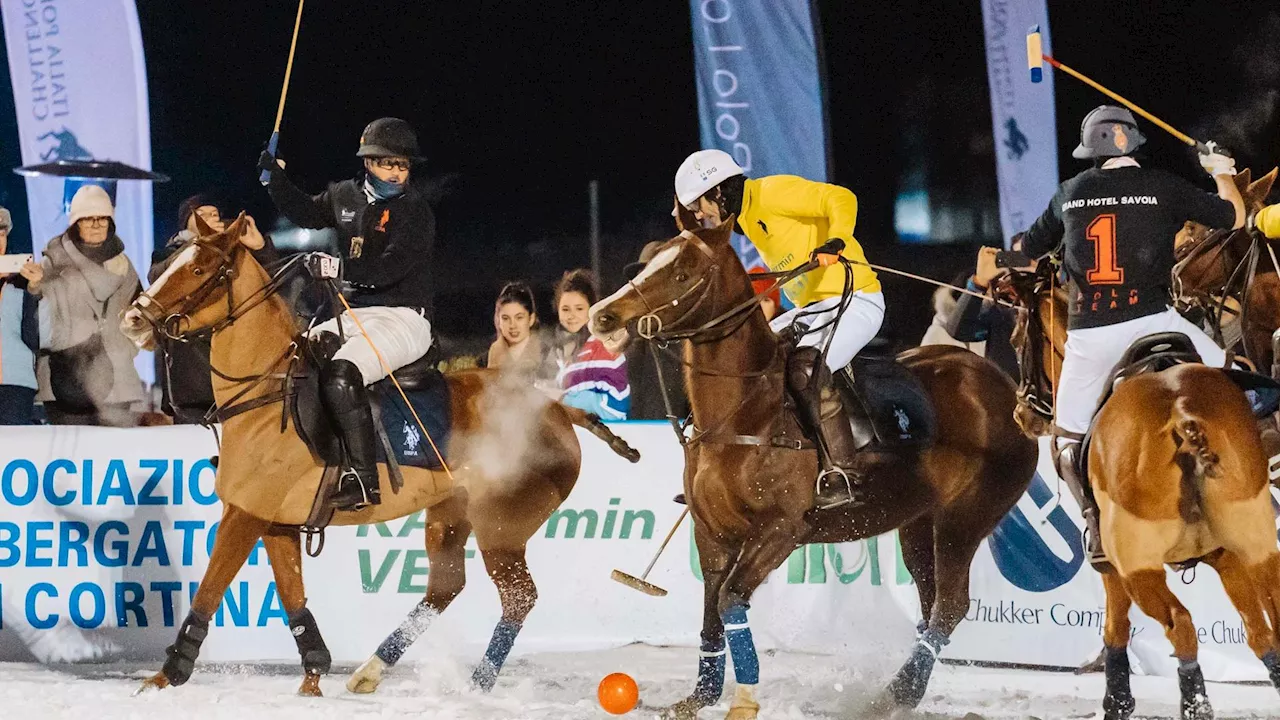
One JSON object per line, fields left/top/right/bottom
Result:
{"left": 888, "top": 627, "right": 949, "bottom": 708}
{"left": 288, "top": 606, "right": 331, "bottom": 675}
{"left": 721, "top": 604, "right": 760, "bottom": 686}
{"left": 471, "top": 619, "right": 523, "bottom": 692}
{"left": 375, "top": 600, "right": 439, "bottom": 666}
{"left": 1177, "top": 660, "right": 1213, "bottom": 720}
{"left": 692, "top": 636, "right": 727, "bottom": 705}
{"left": 1102, "top": 646, "right": 1135, "bottom": 720}
{"left": 1262, "top": 650, "right": 1280, "bottom": 692}
{"left": 162, "top": 610, "right": 210, "bottom": 686}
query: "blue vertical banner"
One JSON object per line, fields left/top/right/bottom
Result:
{"left": 689, "top": 0, "right": 830, "bottom": 271}
{"left": 981, "top": 0, "right": 1059, "bottom": 246}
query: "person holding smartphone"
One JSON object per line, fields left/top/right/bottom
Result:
{"left": 0, "top": 207, "right": 42, "bottom": 424}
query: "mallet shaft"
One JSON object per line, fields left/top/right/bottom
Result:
{"left": 1043, "top": 56, "right": 1198, "bottom": 149}
{"left": 638, "top": 508, "right": 688, "bottom": 580}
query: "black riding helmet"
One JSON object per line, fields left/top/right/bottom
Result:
{"left": 356, "top": 117, "right": 424, "bottom": 160}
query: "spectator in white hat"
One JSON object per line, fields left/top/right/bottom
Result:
{"left": 24, "top": 185, "right": 144, "bottom": 426}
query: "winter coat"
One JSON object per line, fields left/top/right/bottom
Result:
{"left": 558, "top": 337, "right": 630, "bottom": 421}
{"left": 946, "top": 281, "right": 1019, "bottom": 378}
{"left": 0, "top": 275, "right": 39, "bottom": 389}
{"left": 624, "top": 337, "right": 688, "bottom": 421}
{"left": 148, "top": 229, "right": 280, "bottom": 416}
{"left": 33, "top": 232, "right": 143, "bottom": 407}
{"left": 267, "top": 171, "right": 435, "bottom": 313}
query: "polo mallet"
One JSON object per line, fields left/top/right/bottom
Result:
{"left": 1026, "top": 25, "right": 1210, "bottom": 154}
{"left": 611, "top": 507, "right": 688, "bottom": 597}
{"left": 259, "top": 0, "right": 307, "bottom": 185}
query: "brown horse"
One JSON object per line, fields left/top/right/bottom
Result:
{"left": 120, "top": 213, "right": 638, "bottom": 697}
{"left": 1002, "top": 264, "right": 1280, "bottom": 720}
{"left": 1173, "top": 168, "right": 1280, "bottom": 371}
{"left": 590, "top": 218, "right": 1038, "bottom": 719}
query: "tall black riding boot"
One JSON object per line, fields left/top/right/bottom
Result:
{"left": 1057, "top": 441, "right": 1110, "bottom": 573}
{"left": 321, "top": 359, "right": 381, "bottom": 511}
{"left": 787, "top": 347, "right": 859, "bottom": 510}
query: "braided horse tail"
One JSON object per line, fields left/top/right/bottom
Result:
{"left": 562, "top": 406, "right": 641, "bottom": 463}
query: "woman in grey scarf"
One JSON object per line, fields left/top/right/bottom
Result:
{"left": 24, "top": 185, "right": 144, "bottom": 426}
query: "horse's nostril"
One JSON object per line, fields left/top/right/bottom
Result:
{"left": 596, "top": 313, "right": 616, "bottom": 330}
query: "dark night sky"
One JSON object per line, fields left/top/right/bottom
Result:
{"left": 0, "top": 0, "right": 1276, "bottom": 342}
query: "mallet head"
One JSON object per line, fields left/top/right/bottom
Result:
{"left": 1027, "top": 25, "right": 1044, "bottom": 83}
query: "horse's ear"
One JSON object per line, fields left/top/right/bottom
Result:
{"left": 191, "top": 211, "right": 215, "bottom": 237}
{"left": 706, "top": 213, "right": 736, "bottom": 246}
{"left": 673, "top": 195, "right": 700, "bottom": 233}
{"left": 1234, "top": 168, "right": 1253, "bottom": 196}
{"left": 1248, "top": 168, "right": 1277, "bottom": 209}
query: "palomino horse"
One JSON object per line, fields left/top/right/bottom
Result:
{"left": 1002, "top": 265, "right": 1280, "bottom": 720}
{"left": 120, "top": 213, "right": 638, "bottom": 696}
{"left": 590, "top": 217, "right": 1038, "bottom": 719}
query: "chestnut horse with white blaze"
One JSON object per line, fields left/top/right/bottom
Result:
{"left": 1003, "top": 264, "right": 1280, "bottom": 720}
{"left": 590, "top": 217, "right": 1038, "bottom": 719}
{"left": 120, "top": 213, "right": 637, "bottom": 697}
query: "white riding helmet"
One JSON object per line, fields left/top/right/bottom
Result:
{"left": 675, "top": 149, "right": 744, "bottom": 208}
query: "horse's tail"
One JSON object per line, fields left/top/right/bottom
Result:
{"left": 1171, "top": 395, "right": 1221, "bottom": 480}
{"left": 562, "top": 406, "right": 642, "bottom": 463}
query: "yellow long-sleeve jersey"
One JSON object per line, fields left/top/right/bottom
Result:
{"left": 1257, "top": 204, "right": 1280, "bottom": 240}
{"left": 737, "top": 175, "right": 880, "bottom": 307}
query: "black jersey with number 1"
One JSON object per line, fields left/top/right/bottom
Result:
{"left": 1021, "top": 165, "right": 1235, "bottom": 330}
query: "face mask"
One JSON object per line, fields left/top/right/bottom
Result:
{"left": 365, "top": 174, "right": 406, "bottom": 201}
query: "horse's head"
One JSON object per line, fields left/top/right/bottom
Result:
{"left": 1175, "top": 168, "right": 1276, "bottom": 288}
{"left": 1174, "top": 168, "right": 1279, "bottom": 368}
{"left": 590, "top": 215, "right": 748, "bottom": 353}
{"left": 995, "top": 262, "right": 1068, "bottom": 437}
{"left": 121, "top": 212, "right": 264, "bottom": 351}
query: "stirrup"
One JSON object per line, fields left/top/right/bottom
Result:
{"left": 331, "top": 468, "right": 375, "bottom": 511}
{"left": 814, "top": 466, "right": 858, "bottom": 511}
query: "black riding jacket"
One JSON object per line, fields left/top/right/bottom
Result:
{"left": 1022, "top": 164, "right": 1235, "bottom": 330}
{"left": 267, "top": 170, "right": 436, "bottom": 314}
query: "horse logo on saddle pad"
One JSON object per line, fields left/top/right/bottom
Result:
{"left": 835, "top": 350, "right": 937, "bottom": 451}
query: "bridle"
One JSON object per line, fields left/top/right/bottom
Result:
{"left": 1172, "top": 226, "right": 1263, "bottom": 361}
{"left": 131, "top": 235, "right": 315, "bottom": 427}
{"left": 1002, "top": 263, "right": 1063, "bottom": 426}
{"left": 134, "top": 237, "right": 308, "bottom": 343}
{"left": 631, "top": 229, "right": 820, "bottom": 347}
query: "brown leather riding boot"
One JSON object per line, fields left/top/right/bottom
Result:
{"left": 815, "top": 385, "right": 862, "bottom": 508}
{"left": 1057, "top": 442, "right": 1111, "bottom": 574}
{"left": 786, "top": 347, "right": 859, "bottom": 510}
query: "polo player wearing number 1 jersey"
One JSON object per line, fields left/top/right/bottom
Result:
{"left": 1020, "top": 105, "right": 1245, "bottom": 570}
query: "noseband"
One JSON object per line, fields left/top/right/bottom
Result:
{"left": 632, "top": 230, "right": 720, "bottom": 341}
{"left": 134, "top": 239, "right": 243, "bottom": 342}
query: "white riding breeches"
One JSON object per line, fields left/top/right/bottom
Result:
{"left": 769, "top": 292, "right": 886, "bottom": 372}
{"left": 309, "top": 306, "right": 434, "bottom": 384}
{"left": 1053, "top": 307, "right": 1226, "bottom": 435}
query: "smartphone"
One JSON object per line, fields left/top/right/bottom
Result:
{"left": 0, "top": 254, "right": 33, "bottom": 274}
{"left": 994, "top": 250, "right": 1031, "bottom": 269}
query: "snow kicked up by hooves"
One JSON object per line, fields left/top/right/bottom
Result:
{"left": 3, "top": 644, "right": 1277, "bottom": 719}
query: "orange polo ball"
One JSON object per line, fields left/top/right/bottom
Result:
{"left": 597, "top": 672, "right": 639, "bottom": 715}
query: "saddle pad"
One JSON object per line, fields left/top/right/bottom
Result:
{"left": 373, "top": 371, "right": 451, "bottom": 470}
{"left": 839, "top": 356, "right": 937, "bottom": 449}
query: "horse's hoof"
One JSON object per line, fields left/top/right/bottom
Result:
{"left": 298, "top": 671, "right": 323, "bottom": 697}
{"left": 346, "top": 655, "right": 387, "bottom": 694}
{"left": 725, "top": 704, "right": 759, "bottom": 720}
{"left": 132, "top": 671, "right": 170, "bottom": 696}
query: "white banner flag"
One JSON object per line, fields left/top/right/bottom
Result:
{"left": 1, "top": 0, "right": 154, "bottom": 381}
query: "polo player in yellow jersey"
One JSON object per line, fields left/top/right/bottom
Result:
{"left": 674, "top": 149, "right": 885, "bottom": 509}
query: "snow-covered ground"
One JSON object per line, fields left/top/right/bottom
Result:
{"left": 2, "top": 644, "right": 1276, "bottom": 719}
